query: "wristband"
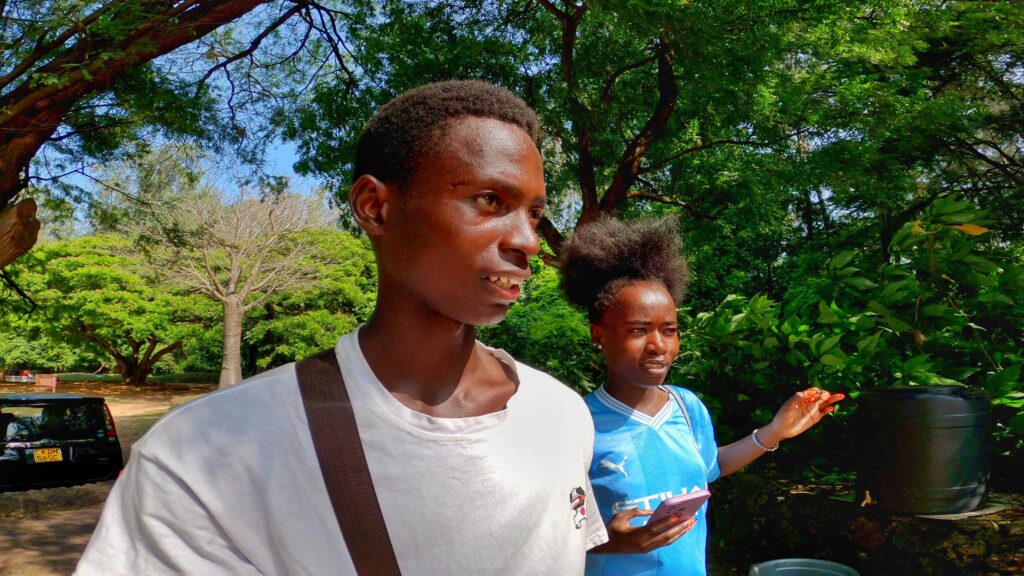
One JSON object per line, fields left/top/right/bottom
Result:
{"left": 751, "top": 428, "right": 779, "bottom": 452}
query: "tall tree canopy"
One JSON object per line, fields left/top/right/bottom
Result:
{"left": 1, "top": 234, "right": 198, "bottom": 385}
{"left": 276, "top": 1, "right": 1021, "bottom": 298}
{"left": 0, "top": 0, "right": 358, "bottom": 269}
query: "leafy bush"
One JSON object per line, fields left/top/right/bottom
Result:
{"left": 676, "top": 197, "right": 1023, "bottom": 470}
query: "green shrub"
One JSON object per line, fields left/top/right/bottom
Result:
{"left": 676, "top": 197, "right": 1023, "bottom": 471}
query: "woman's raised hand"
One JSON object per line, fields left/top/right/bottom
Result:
{"left": 767, "top": 387, "right": 845, "bottom": 442}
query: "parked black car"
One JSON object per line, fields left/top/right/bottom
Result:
{"left": 1, "top": 394, "right": 123, "bottom": 491}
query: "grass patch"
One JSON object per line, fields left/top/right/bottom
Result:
{"left": 148, "top": 372, "right": 218, "bottom": 384}
{"left": 0, "top": 483, "right": 113, "bottom": 519}
{"left": 53, "top": 372, "right": 218, "bottom": 385}
{"left": 57, "top": 373, "right": 123, "bottom": 383}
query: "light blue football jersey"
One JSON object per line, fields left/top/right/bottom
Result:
{"left": 585, "top": 385, "right": 720, "bottom": 576}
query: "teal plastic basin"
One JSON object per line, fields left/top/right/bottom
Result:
{"left": 749, "top": 558, "right": 859, "bottom": 576}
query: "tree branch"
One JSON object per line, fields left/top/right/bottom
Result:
{"left": 641, "top": 137, "right": 769, "bottom": 174}
{"left": 0, "top": 1, "right": 124, "bottom": 93}
{"left": 627, "top": 190, "right": 688, "bottom": 208}
{"left": 0, "top": 0, "right": 276, "bottom": 211}
{"left": 599, "top": 36, "right": 678, "bottom": 215}
{"left": 195, "top": 2, "right": 307, "bottom": 94}
{"left": 537, "top": 216, "right": 565, "bottom": 256}
{"left": 601, "top": 54, "right": 657, "bottom": 104}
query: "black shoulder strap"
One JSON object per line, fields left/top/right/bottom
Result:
{"left": 296, "top": 348, "right": 401, "bottom": 575}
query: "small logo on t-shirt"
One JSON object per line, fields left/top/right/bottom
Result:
{"left": 569, "top": 486, "right": 587, "bottom": 529}
{"left": 599, "top": 455, "right": 629, "bottom": 477}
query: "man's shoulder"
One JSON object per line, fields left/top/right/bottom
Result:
{"left": 512, "top": 361, "right": 591, "bottom": 417}
{"left": 137, "top": 362, "right": 303, "bottom": 457}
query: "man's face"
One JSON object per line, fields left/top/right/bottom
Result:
{"left": 377, "top": 116, "right": 546, "bottom": 327}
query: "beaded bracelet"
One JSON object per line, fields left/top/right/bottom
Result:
{"left": 751, "top": 428, "right": 780, "bottom": 452}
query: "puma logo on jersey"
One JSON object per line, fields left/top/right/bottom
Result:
{"left": 599, "top": 455, "right": 629, "bottom": 477}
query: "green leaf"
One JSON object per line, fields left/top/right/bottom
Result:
{"left": 836, "top": 267, "right": 860, "bottom": 277}
{"left": 829, "top": 250, "right": 856, "bottom": 271}
{"left": 820, "top": 354, "right": 846, "bottom": 367}
{"left": 817, "top": 301, "right": 839, "bottom": 324}
{"left": 819, "top": 334, "right": 842, "bottom": 355}
{"left": 856, "top": 332, "right": 881, "bottom": 353}
{"left": 844, "top": 277, "right": 879, "bottom": 290}
{"left": 1007, "top": 413, "right": 1024, "bottom": 436}
{"left": 903, "top": 354, "right": 932, "bottom": 374}
{"left": 921, "top": 303, "right": 948, "bottom": 317}
{"left": 978, "top": 291, "right": 1014, "bottom": 306}
{"left": 881, "top": 279, "right": 913, "bottom": 298}
{"left": 853, "top": 315, "right": 876, "bottom": 330}
{"left": 809, "top": 333, "right": 822, "bottom": 355}
{"left": 960, "top": 256, "right": 1001, "bottom": 274}
{"left": 868, "top": 301, "right": 911, "bottom": 331}
{"left": 986, "top": 365, "right": 1021, "bottom": 395}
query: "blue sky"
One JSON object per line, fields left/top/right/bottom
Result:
{"left": 264, "top": 140, "right": 323, "bottom": 196}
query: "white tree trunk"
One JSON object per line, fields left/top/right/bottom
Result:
{"left": 219, "top": 295, "right": 245, "bottom": 388}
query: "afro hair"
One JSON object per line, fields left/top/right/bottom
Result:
{"left": 558, "top": 215, "right": 689, "bottom": 321}
{"left": 353, "top": 80, "right": 539, "bottom": 184}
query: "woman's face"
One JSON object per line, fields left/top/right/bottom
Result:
{"left": 591, "top": 280, "right": 680, "bottom": 388}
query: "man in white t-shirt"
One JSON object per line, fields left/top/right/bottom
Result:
{"left": 75, "top": 80, "right": 607, "bottom": 575}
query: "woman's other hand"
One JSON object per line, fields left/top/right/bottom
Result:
{"left": 590, "top": 508, "right": 697, "bottom": 555}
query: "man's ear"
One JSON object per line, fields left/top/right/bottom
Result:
{"left": 350, "top": 174, "right": 393, "bottom": 236}
{"left": 590, "top": 324, "right": 604, "bottom": 351}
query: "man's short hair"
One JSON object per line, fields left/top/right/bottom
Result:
{"left": 353, "top": 80, "right": 539, "bottom": 184}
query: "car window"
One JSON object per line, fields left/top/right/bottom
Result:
{"left": 1, "top": 404, "right": 106, "bottom": 442}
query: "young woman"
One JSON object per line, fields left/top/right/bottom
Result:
{"left": 559, "top": 216, "right": 844, "bottom": 576}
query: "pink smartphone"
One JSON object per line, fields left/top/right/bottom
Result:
{"left": 647, "top": 489, "right": 711, "bottom": 524}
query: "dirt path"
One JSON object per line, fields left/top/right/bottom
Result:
{"left": 0, "top": 505, "right": 103, "bottom": 576}
{"left": 0, "top": 383, "right": 212, "bottom": 575}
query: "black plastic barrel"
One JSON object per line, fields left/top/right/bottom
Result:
{"left": 855, "top": 386, "right": 992, "bottom": 515}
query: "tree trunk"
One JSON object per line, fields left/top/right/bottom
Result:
{"left": 219, "top": 295, "right": 245, "bottom": 388}
{"left": 880, "top": 209, "right": 893, "bottom": 264}
{"left": 115, "top": 357, "right": 150, "bottom": 387}
{"left": 114, "top": 338, "right": 183, "bottom": 386}
{"left": 0, "top": 199, "right": 40, "bottom": 268}
{"left": 800, "top": 190, "right": 815, "bottom": 241}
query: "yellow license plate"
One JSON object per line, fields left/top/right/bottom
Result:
{"left": 33, "top": 447, "right": 63, "bottom": 463}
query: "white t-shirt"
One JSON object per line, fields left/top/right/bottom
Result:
{"left": 75, "top": 330, "right": 607, "bottom": 575}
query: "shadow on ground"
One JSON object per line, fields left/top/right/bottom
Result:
{"left": 0, "top": 505, "right": 102, "bottom": 576}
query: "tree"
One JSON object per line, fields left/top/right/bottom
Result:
{"left": 243, "top": 227, "right": 376, "bottom": 372}
{"left": 275, "top": 1, "right": 1021, "bottom": 309}
{"left": 0, "top": 0, "right": 291, "bottom": 267}
{"left": 0, "top": 0, "right": 363, "bottom": 269}
{"left": 143, "top": 187, "right": 327, "bottom": 387}
{"left": 1, "top": 235, "right": 197, "bottom": 385}
{"left": 278, "top": 0, "right": 838, "bottom": 249}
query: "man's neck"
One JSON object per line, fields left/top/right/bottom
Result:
{"left": 358, "top": 298, "right": 515, "bottom": 418}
